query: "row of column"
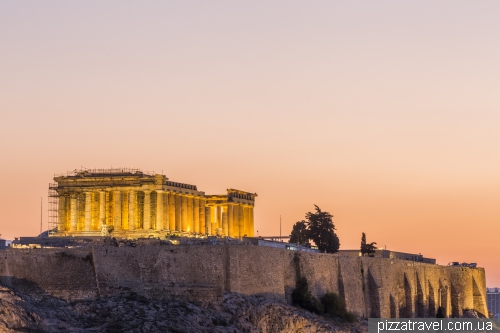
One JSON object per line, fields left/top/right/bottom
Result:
{"left": 205, "top": 203, "right": 254, "bottom": 238}
{"left": 58, "top": 190, "right": 208, "bottom": 234}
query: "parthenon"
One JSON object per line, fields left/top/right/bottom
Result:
{"left": 48, "top": 168, "right": 256, "bottom": 238}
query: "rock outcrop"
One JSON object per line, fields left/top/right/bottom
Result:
{"left": 0, "top": 285, "right": 366, "bottom": 333}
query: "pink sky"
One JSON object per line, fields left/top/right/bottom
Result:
{"left": 1, "top": 1, "right": 499, "bottom": 286}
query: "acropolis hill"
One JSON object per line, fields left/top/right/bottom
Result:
{"left": 0, "top": 168, "right": 489, "bottom": 324}
{"left": 0, "top": 241, "right": 488, "bottom": 320}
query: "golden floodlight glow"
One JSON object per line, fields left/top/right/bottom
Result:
{"left": 48, "top": 168, "right": 257, "bottom": 240}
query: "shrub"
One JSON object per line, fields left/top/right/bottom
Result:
{"left": 344, "top": 311, "right": 358, "bottom": 323}
{"left": 321, "top": 292, "right": 345, "bottom": 317}
{"left": 291, "top": 276, "right": 324, "bottom": 315}
{"left": 320, "top": 292, "right": 358, "bottom": 322}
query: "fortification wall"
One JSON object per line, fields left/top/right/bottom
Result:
{"left": 0, "top": 247, "right": 97, "bottom": 300}
{"left": 92, "top": 245, "right": 226, "bottom": 301}
{"left": 0, "top": 244, "right": 488, "bottom": 318}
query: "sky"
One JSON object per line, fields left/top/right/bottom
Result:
{"left": 0, "top": 1, "right": 499, "bottom": 286}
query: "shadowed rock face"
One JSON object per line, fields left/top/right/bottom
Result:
{"left": 0, "top": 285, "right": 367, "bottom": 333}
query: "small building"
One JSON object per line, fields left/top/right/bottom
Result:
{"left": 337, "top": 249, "right": 436, "bottom": 264}
{"left": 243, "top": 237, "right": 320, "bottom": 253}
{"left": 0, "top": 238, "right": 7, "bottom": 249}
{"left": 487, "top": 288, "right": 500, "bottom": 318}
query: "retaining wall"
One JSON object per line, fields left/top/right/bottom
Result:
{"left": 0, "top": 244, "right": 487, "bottom": 318}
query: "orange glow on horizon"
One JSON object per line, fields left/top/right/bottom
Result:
{"left": 0, "top": 1, "right": 499, "bottom": 286}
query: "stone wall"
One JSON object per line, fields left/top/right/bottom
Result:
{"left": 0, "top": 244, "right": 488, "bottom": 318}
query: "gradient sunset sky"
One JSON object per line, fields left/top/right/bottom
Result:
{"left": 1, "top": 1, "right": 499, "bottom": 286}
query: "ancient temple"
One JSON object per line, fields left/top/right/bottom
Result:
{"left": 48, "top": 168, "right": 256, "bottom": 238}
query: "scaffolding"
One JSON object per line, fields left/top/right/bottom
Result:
{"left": 54, "top": 167, "right": 156, "bottom": 177}
{"left": 48, "top": 183, "right": 59, "bottom": 236}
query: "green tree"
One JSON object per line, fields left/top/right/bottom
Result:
{"left": 360, "top": 232, "right": 377, "bottom": 256}
{"left": 306, "top": 205, "right": 340, "bottom": 253}
{"left": 360, "top": 232, "right": 367, "bottom": 255}
{"left": 289, "top": 220, "right": 309, "bottom": 245}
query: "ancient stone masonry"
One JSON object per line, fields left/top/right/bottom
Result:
{"left": 0, "top": 245, "right": 489, "bottom": 319}
{"left": 48, "top": 168, "right": 257, "bottom": 238}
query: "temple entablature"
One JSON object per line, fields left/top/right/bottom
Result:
{"left": 227, "top": 189, "right": 257, "bottom": 201}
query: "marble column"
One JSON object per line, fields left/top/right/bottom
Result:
{"left": 175, "top": 193, "right": 182, "bottom": 231}
{"left": 156, "top": 190, "right": 164, "bottom": 230}
{"left": 113, "top": 191, "right": 122, "bottom": 230}
{"left": 232, "top": 204, "right": 239, "bottom": 238}
{"left": 199, "top": 198, "right": 206, "bottom": 234}
{"left": 84, "top": 192, "right": 92, "bottom": 231}
{"left": 69, "top": 194, "right": 77, "bottom": 232}
{"left": 187, "top": 195, "right": 193, "bottom": 232}
{"left": 238, "top": 204, "right": 244, "bottom": 238}
{"left": 169, "top": 192, "right": 176, "bottom": 230}
{"left": 249, "top": 206, "right": 254, "bottom": 237}
{"left": 193, "top": 197, "right": 200, "bottom": 233}
{"left": 227, "top": 204, "right": 234, "bottom": 238}
{"left": 222, "top": 205, "right": 228, "bottom": 236}
{"left": 181, "top": 195, "right": 188, "bottom": 232}
{"left": 164, "top": 191, "right": 169, "bottom": 230}
{"left": 99, "top": 191, "right": 106, "bottom": 230}
{"left": 216, "top": 205, "right": 222, "bottom": 229}
{"left": 121, "top": 191, "right": 128, "bottom": 230}
{"left": 211, "top": 206, "right": 217, "bottom": 236}
{"left": 143, "top": 190, "right": 151, "bottom": 230}
{"left": 243, "top": 206, "right": 249, "bottom": 237}
{"left": 105, "top": 192, "right": 111, "bottom": 227}
{"left": 128, "top": 190, "right": 136, "bottom": 231}
{"left": 205, "top": 206, "right": 211, "bottom": 235}
{"left": 58, "top": 195, "right": 66, "bottom": 232}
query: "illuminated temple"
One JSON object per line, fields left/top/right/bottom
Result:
{"left": 48, "top": 168, "right": 256, "bottom": 238}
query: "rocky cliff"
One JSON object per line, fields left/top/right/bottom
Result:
{"left": 0, "top": 285, "right": 366, "bottom": 333}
